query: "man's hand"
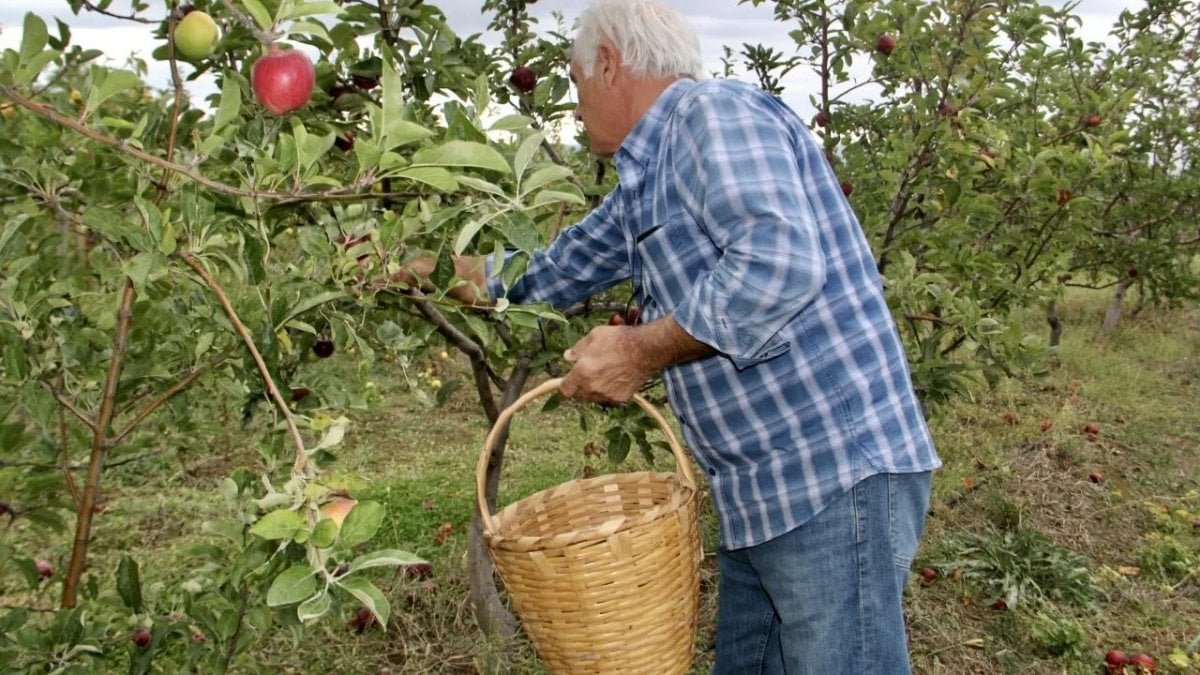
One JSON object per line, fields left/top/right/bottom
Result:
{"left": 560, "top": 315, "right": 715, "bottom": 403}
{"left": 381, "top": 254, "right": 490, "bottom": 306}
{"left": 560, "top": 326, "right": 652, "bottom": 403}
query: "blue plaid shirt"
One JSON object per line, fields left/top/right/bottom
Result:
{"left": 489, "top": 78, "right": 940, "bottom": 549}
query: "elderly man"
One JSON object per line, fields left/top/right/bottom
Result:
{"left": 417, "top": 0, "right": 942, "bottom": 671}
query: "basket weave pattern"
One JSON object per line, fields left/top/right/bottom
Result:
{"left": 477, "top": 379, "right": 702, "bottom": 674}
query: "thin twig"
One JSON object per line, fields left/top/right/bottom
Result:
{"left": 56, "top": 373, "right": 81, "bottom": 509}
{"left": 41, "top": 383, "right": 96, "bottom": 432}
{"left": 79, "top": 0, "right": 158, "bottom": 24}
{"left": 178, "top": 253, "right": 312, "bottom": 477}
{"left": 111, "top": 346, "right": 237, "bottom": 446}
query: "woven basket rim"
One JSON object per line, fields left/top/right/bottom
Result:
{"left": 486, "top": 470, "right": 696, "bottom": 552}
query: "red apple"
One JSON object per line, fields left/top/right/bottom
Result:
{"left": 312, "top": 340, "right": 335, "bottom": 359}
{"left": 1127, "top": 268, "right": 1138, "bottom": 278}
{"left": 131, "top": 628, "right": 151, "bottom": 648}
{"left": 990, "top": 597, "right": 1008, "bottom": 610}
{"left": 1089, "top": 471, "right": 1104, "bottom": 484}
{"left": 348, "top": 607, "right": 377, "bottom": 633}
{"left": 608, "top": 313, "right": 625, "bottom": 326}
{"left": 1057, "top": 188, "right": 1073, "bottom": 206}
{"left": 1104, "top": 650, "right": 1128, "bottom": 673}
{"left": 919, "top": 567, "right": 937, "bottom": 584}
{"left": 191, "top": 631, "right": 206, "bottom": 643}
{"left": 1084, "top": 422, "right": 1100, "bottom": 436}
{"left": 290, "top": 387, "right": 311, "bottom": 402}
{"left": 813, "top": 110, "right": 831, "bottom": 128}
{"left": 320, "top": 495, "right": 357, "bottom": 528}
{"left": 1040, "top": 419, "right": 1053, "bottom": 432}
{"left": 938, "top": 102, "right": 959, "bottom": 117}
{"left": 251, "top": 47, "right": 315, "bottom": 116}
{"left": 1086, "top": 114, "right": 1102, "bottom": 127}
{"left": 399, "top": 561, "right": 434, "bottom": 580}
{"left": 876, "top": 34, "right": 896, "bottom": 55}
{"left": 509, "top": 66, "right": 537, "bottom": 94}
{"left": 335, "top": 131, "right": 355, "bottom": 152}
{"left": 1128, "top": 653, "right": 1155, "bottom": 672}
{"left": 35, "top": 559, "right": 54, "bottom": 579}
{"left": 840, "top": 181, "right": 853, "bottom": 197}
{"left": 625, "top": 306, "right": 641, "bottom": 325}
{"left": 351, "top": 74, "right": 378, "bottom": 90}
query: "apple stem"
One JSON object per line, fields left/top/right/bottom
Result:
{"left": 179, "top": 253, "right": 314, "bottom": 478}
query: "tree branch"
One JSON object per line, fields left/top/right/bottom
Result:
{"left": 111, "top": 346, "right": 237, "bottom": 447}
{"left": 178, "top": 253, "right": 313, "bottom": 477}
{"left": 41, "top": 382, "right": 96, "bottom": 433}
{"left": 0, "top": 86, "right": 373, "bottom": 202}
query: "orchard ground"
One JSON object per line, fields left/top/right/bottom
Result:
{"left": 5, "top": 287, "right": 1198, "bottom": 674}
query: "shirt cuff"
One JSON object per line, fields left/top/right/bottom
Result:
{"left": 672, "top": 291, "right": 791, "bottom": 370}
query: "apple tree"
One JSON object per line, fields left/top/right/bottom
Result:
{"left": 0, "top": 0, "right": 600, "bottom": 669}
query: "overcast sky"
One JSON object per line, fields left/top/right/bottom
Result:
{"left": 0, "top": 0, "right": 1129, "bottom": 123}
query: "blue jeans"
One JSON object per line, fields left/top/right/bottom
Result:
{"left": 712, "top": 471, "right": 932, "bottom": 675}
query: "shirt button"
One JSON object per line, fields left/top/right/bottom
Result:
{"left": 707, "top": 468, "right": 716, "bottom": 476}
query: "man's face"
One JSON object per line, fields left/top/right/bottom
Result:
{"left": 570, "top": 55, "right": 624, "bottom": 157}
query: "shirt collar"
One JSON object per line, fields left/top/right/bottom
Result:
{"left": 615, "top": 78, "right": 696, "bottom": 184}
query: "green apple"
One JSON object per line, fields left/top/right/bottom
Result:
{"left": 175, "top": 11, "right": 220, "bottom": 60}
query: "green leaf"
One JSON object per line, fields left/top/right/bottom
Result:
{"left": 453, "top": 219, "right": 488, "bottom": 256}
{"left": 513, "top": 131, "right": 545, "bottom": 183}
{"left": 116, "top": 557, "right": 143, "bottom": 613}
{"left": 456, "top": 175, "right": 507, "bottom": 198}
{"left": 394, "top": 166, "right": 458, "bottom": 192}
{"left": 249, "top": 509, "right": 306, "bottom": 541}
{"left": 296, "top": 590, "right": 332, "bottom": 622}
{"left": 122, "top": 252, "right": 157, "bottom": 291}
{"left": 87, "top": 69, "right": 140, "bottom": 111}
{"left": 489, "top": 114, "right": 534, "bottom": 132}
{"left": 208, "top": 74, "right": 242, "bottom": 140}
{"left": 278, "top": 291, "right": 350, "bottom": 328}
{"left": 284, "top": 1, "right": 344, "bottom": 19}
{"left": 267, "top": 565, "right": 317, "bottom": 607}
{"left": 241, "top": 0, "right": 273, "bottom": 32}
{"left": 337, "top": 577, "right": 390, "bottom": 628}
{"left": 412, "top": 141, "right": 511, "bottom": 174}
{"left": 522, "top": 165, "right": 575, "bottom": 196}
{"left": 473, "top": 74, "right": 490, "bottom": 121}
{"left": 19, "top": 13, "right": 49, "bottom": 64}
{"left": 384, "top": 120, "right": 435, "bottom": 149}
{"left": 348, "top": 549, "right": 425, "bottom": 574}
{"left": 338, "top": 500, "right": 384, "bottom": 548}
{"left": 532, "top": 189, "right": 585, "bottom": 207}
{"left": 286, "top": 20, "right": 332, "bottom": 43}
{"left": 309, "top": 518, "right": 338, "bottom": 549}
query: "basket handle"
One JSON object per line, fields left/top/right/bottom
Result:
{"left": 475, "top": 378, "right": 697, "bottom": 537}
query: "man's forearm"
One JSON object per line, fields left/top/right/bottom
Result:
{"left": 626, "top": 314, "right": 715, "bottom": 373}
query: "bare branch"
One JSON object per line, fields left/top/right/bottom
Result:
{"left": 111, "top": 346, "right": 237, "bottom": 447}
{"left": 41, "top": 382, "right": 96, "bottom": 433}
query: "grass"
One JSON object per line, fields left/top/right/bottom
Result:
{"left": 3, "top": 287, "right": 1199, "bottom": 674}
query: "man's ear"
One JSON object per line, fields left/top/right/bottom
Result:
{"left": 598, "top": 43, "right": 620, "bottom": 87}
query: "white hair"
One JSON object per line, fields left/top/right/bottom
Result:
{"left": 572, "top": 0, "right": 703, "bottom": 79}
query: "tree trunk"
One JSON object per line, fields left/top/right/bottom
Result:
{"left": 1046, "top": 300, "right": 1063, "bottom": 348}
{"left": 1101, "top": 279, "right": 1130, "bottom": 335}
{"left": 467, "top": 359, "right": 532, "bottom": 641}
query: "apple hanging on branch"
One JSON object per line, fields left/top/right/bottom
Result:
{"left": 252, "top": 46, "right": 316, "bottom": 115}
{"left": 174, "top": 9, "right": 220, "bottom": 60}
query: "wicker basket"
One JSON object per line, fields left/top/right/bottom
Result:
{"left": 476, "top": 378, "right": 702, "bottom": 675}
